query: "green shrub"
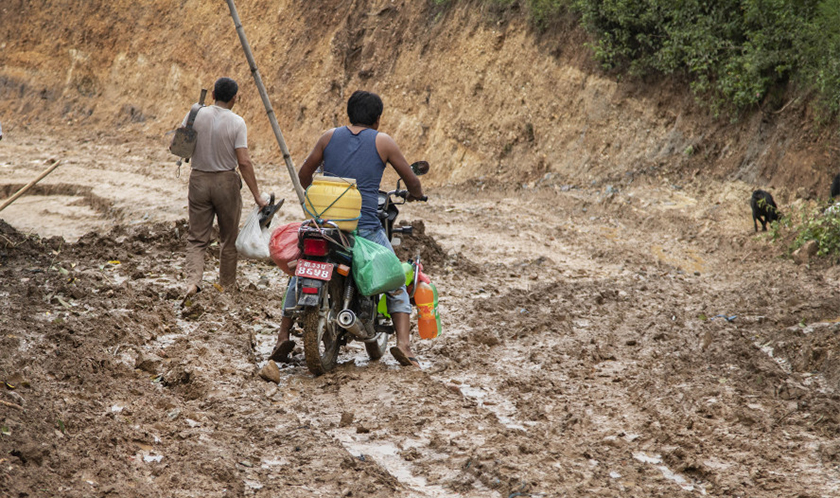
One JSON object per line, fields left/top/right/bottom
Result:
{"left": 798, "top": 1, "right": 840, "bottom": 114}
{"left": 526, "top": 0, "right": 571, "bottom": 26}
{"left": 476, "top": 0, "right": 839, "bottom": 116}
{"left": 573, "top": 0, "right": 820, "bottom": 111}
{"left": 789, "top": 202, "right": 840, "bottom": 256}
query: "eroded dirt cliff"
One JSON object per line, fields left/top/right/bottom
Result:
{"left": 2, "top": 0, "right": 836, "bottom": 195}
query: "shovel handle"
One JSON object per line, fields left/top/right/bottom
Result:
{"left": 0, "top": 160, "right": 62, "bottom": 213}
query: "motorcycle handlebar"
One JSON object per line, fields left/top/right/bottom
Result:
{"left": 392, "top": 189, "right": 428, "bottom": 202}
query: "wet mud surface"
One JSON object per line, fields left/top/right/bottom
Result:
{"left": 3, "top": 135, "right": 840, "bottom": 497}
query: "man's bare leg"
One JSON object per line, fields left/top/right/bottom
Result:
{"left": 391, "top": 312, "right": 419, "bottom": 368}
{"left": 277, "top": 316, "right": 292, "bottom": 343}
{"left": 269, "top": 316, "right": 295, "bottom": 362}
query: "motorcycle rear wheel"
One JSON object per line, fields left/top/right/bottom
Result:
{"left": 302, "top": 279, "right": 342, "bottom": 375}
{"left": 364, "top": 332, "right": 389, "bottom": 361}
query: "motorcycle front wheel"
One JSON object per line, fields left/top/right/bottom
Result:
{"left": 302, "top": 278, "right": 342, "bottom": 375}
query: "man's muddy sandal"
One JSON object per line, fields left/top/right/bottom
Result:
{"left": 269, "top": 340, "right": 295, "bottom": 363}
{"left": 390, "top": 347, "right": 421, "bottom": 368}
{"left": 180, "top": 284, "right": 201, "bottom": 307}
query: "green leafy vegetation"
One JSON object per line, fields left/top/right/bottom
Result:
{"left": 790, "top": 203, "right": 840, "bottom": 256}
{"left": 797, "top": 1, "right": 840, "bottom": 114}
{"left": 765, "top": 201, "right": 840, "bottom": 257}
{"left": 473, "top": 0, "right": 840, "bottom": 116}
{"left": 573, "top": 0, "right": 822, "bottom": 113}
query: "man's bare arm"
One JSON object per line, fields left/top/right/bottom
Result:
{"left": 298, "top": 130, "right": 335, "bottom": 189}
{"left": 376, "top": 133, "right": 424, "bottom": 199}
{"left": 236, "top": 147, "right": 267, "bottom": 208}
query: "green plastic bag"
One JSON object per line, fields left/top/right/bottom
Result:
{"left": 351, "top": 235, "right": 405, "bottom": 296}
{"left": 378, "top": 262, "right": 415, "bottom": 317}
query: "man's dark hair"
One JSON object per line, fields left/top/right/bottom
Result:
{"left": 214, "top": 77, "right": 239, "bottom": 103}
{"left": 347, "top": 90, "right": 383, "bottom": 126}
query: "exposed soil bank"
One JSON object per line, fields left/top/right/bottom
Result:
{"left": 1, "top": 1, "right": 837, "bottom": 196}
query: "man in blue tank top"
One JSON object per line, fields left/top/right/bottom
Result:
{"left": 270, "top": 91, "right": 425, "bottom": 368}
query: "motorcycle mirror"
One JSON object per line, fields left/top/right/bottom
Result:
{"left": 410, "top": 161, "right": 430, "bottom": 176}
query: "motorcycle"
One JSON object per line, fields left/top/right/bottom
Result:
{"left": 287, "top": 161, "right": 430, "bottom": 375}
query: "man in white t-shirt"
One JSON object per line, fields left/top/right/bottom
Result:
{"left": 180, "top": 77, "right": 266, "bottom": 296}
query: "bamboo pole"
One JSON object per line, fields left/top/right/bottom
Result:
{"left": 0, "top": 160, "right": 62, "bottom": 213}
{"left": 224, "top": 0, "right": 306, "bottom": 213}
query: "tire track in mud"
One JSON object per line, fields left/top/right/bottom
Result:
{"left": 216, "top": 182, "right": 840, "bottom": 497}
{"left": 251, "top": 190, "right": 701, "bottom": 496}
{"left": 5, "top": 141, "right": 840, "bottom": 496}
{"left": 412, "top": 184, "right": 840, "bottom": 497}
{"left": 268, "top": 361, "right": 508, "bottom": 498}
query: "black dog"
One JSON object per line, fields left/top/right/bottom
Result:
{"left": 751, "top": 189, "right": 781, "bottom": 232}
{"left": 831, "top": 173, "right": 840, "bottom": 198}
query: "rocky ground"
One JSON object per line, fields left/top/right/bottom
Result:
{"left": 2, "top": 133, "right": 840, "bottom": 497}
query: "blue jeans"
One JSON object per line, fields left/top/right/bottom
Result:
{"left": 282, "top": 227, "right": 411, "bottom": 315}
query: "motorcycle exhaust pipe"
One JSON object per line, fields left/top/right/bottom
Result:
{"left": 336, "top": 309, "right": 370, "bottom": 339}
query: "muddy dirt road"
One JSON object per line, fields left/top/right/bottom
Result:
{"left": 3, "top": 132, "right": 840, "bottom": 497}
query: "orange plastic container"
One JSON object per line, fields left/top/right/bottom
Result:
{"left": 414, "top": 281, "right": 441, "bottom": 339}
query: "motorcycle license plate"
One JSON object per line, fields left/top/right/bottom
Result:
{"left": 295, "top": 260, "right": 334, "bottom": 281}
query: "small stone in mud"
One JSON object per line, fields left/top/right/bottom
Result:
{"left": 339, "top": 411, "right": 354, "bottom": 427}
{"left": 702, "top": 330, "right": 714, "bottom": 350}
{"left": 356, "top": 425, "right": 371, "bottom": 434}
{"left": 12, "top": 443, "right": 49, "bottom": 466}
{"left": 135, "top": 353, "right": 163, "bottom": 373}
{"left": 603, "top": 435, "right": 625, "bottom": 448}
{"left": 182, "top": 303, "right": 205, "bottom": 320}
{"left": 625, "top": 339, "right": 637, "bottom": 346}
{"left": 820, "top": 441, "right": 840, "bottom": 462}
{"left": 793, "top": 240, "right": 818, "bottom": 265}
{"left": 400, "top": 447, "right": 421, "bottom": 461}
{"left": 259, "top": 361, "right": 281, "bottom": 384}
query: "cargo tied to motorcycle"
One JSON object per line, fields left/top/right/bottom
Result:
{"left": 377, "top": 260, "right": 442, "bottom": 339}
{"left": 303, "top": 176, "right": 362, "bottom": 231}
